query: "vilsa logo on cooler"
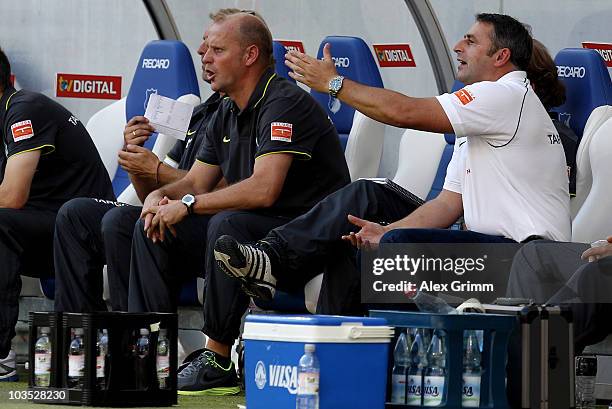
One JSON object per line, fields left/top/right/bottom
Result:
{"left": 254, "top": 360, "right": 298, "bottom": 394}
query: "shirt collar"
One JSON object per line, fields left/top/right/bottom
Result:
{"left": 0, "top": 86, "right": 17, "bottom": 113}
{"left": 498, "top": 70, "right": 529, "bottom": 85}
{"left": 230, "top": 67, "right": 277, "bottom": 115}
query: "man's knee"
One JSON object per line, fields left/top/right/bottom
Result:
{"left": 380, "top": 228, "right": 420, "bottom": 244}
{"left": 207, "top": 211, "right": 247, "bottom": 239}
{"left": 56, "top": 198, "right": 98, "bottom": 230}
{"left": 101, "top": 205, "right": 138, "bottom": 239}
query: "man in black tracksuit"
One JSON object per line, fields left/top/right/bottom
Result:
{"left": 0, "top": 48, "right": 113, "bottom": 380}
{"left": 53, "top": 92, "right": 221, "bottom": 312}
{"left": 126, "top": 13, "right": 349, "bottom": 395}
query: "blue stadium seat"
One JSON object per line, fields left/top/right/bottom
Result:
{"left": 552, "top": 48, "right": 612, "bottom": 139}
{"left": 273, "top": 41, "right": 295, "bottom": 82}
{"left": 114, "top": 40, "right": 200, "bottom": 196}
{"left": 310, "top": 36, "right": 384, "bottom": 150}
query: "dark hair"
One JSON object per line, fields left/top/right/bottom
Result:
{"left": 527, "top": 39, "right": 566, "bottom": 110}
{"left": 476, "top": 13, "right": 533, "bottom": 71}
{"left": 0, "top": 48, "right": 11, "bottom": 93}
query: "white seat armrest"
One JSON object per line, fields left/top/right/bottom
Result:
{"left": 392, "top": 128, "right": 447, "bottom": 200}
{"left": 345, "top": 111, "right": 386, "bottom": 181}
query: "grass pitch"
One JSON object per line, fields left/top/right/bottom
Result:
{"left": 0, "top": 379, "right": 245, "bottom": 409}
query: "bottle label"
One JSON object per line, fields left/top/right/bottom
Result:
{"left": 406, "top": 374, "right": 422, "bottom": 405}
{"left": 68, "top": 355, "right": 85, "bottom": 377}
{"left": 423, "top": 375, "right": 445, "bottom": 406}
{"left": 34, "top": 353, "right": 51, "bottom": 375}
{"left": 462, "top": 374, "right": 481, "bottom": 407}
{"left": 297, "top": 372, "right": 319, "bottom": 395}
{"left": 391, "top": 374, "right": 406, "bottom": 403}
{"left": 96, "top": 355, "right": 105, "bottom": 378}
{"left": 157, "top": 356, "right": 170, "bottom": 378}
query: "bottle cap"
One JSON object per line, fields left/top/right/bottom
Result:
{"left": 140, "top": 328, "right": 150, "bottom": 336}
{"left": 304, "top": 343, "right": 316, "bottom": 353}
{"left": 74, "top": 328, "right": 84, "bottom": 336}
{"left": 40, "top": 327, "right": 50, "bottom": 334}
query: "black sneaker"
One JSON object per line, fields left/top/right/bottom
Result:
{"left": 177, "top": 350, "right": 240, "bottom": 396}
{"left": 214, "top": 235, "right": 276, "bottom": 301}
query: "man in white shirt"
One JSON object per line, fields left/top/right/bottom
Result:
{"left": 212, "top": 14, "right": 570, "bottom": 312}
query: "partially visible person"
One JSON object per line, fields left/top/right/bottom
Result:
{"left": 52, "top": 8, "right": 246, "bottom": 313}
{"left": 527, "top": 38, "right": 578, "bottom": 195}
{"left": 127, "top": 11, "right": 349, "bottom": 396}
{"left": 214, "top": 14, "right": 570, "bottom": 313}
{"left": 0, "top": 47, "right": 114, "bottom": 381}
{"left": 507, "top": 237, "right": 612, "bottom": 354}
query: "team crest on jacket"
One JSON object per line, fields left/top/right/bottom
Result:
{"left": 271, "top": 122, "right": 293, "bottom": 142}
{"left": 11, "top": 120, "right": 35, "bottom": 142}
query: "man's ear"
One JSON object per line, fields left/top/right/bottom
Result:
{"left": 494, "top": 48, "right": 512, "bottom": 67}
{"left": 244, "top": 45, "right": 260, "bottom": 67}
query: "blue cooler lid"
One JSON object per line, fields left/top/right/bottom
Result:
{"left": 245, "top": 314, "right": 387, "bottom": 326}
{"left": 243, "top": 315, "right": 393, "bottom": 343}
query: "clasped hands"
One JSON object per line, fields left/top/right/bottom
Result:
{"left": 141, "top": 195, "right": 188, "bottom": 243}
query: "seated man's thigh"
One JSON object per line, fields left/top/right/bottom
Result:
{"left": 0, "top": 208, "right": 56, "bottom": 277}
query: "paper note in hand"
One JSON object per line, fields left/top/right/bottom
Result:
{"left": 144, "top": 93, "right": 194, "bottom": 140}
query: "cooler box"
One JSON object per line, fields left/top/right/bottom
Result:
{"left": 243, "top": 314, "right": 394, "bottom": 409}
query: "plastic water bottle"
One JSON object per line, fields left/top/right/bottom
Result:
{"left": 34, "top": 327, "right": 52, "bottom": 387}
{"left": 135, "top": 328, "right": 151, "bottom": 390}
{"left": 423, "top": 330, "right": 446, "bottom": 407}
{"left": 407, "top": 329, "right": 428, "bottom": 406}
{"left": 575, "top": 355, "right": 597, "bottom": 409}
{"left": 391, "top": 331, "right": 411, "bottom": 403}
{"left": 68, "top": 328, "right": 85, "bottom": 388}
{"left": 97, "top": 329, "right": 108, "bottom": 389}
{"left": 296, "top": 344, "right": 319, "bottom": 409}
{"left": 156, "top": 329, "right": 170, "bottom": 389}
{"left": 462, "top": 330, "right": 481, "bottom": 407}
{"left": 410, "top": 291, "right": 457, "bottom": 315}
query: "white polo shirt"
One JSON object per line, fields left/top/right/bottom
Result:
{"left": 436, "top": 71, "right": 571, "bottom": 242}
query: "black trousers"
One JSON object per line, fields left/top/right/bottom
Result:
{"left": 0, "top": 208, "right": 56, "bottom": 357}
{"left": 128, "top": 211, "right": 288, "bottom": 318}
{"left": 202, "top": 211, "right": 292, "bottom": 345}
{"left": 265, "top": 180, "right": 416, "bottom": 315}
{"left": 53, "top": 198, "right": 139, "bottom": 312}
{"left": 506, "top": 240, "right": 612, "bottom": 353}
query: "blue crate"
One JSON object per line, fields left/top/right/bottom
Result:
{"left": 369, "top": 310, "right": 517, "bottom": 409}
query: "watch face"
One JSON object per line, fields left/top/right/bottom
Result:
{"left": 182, "top": 194, "right": 195, "bottom": 206}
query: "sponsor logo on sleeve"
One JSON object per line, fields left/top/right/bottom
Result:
{"left": 454, "top": 88, "right": 475, "bottom": 105}
{"left": 372, "top": 44, "right": 416, "bottom": 67}
{"left": 11, "top": 120, "right": 34, "bottom": 142}
{"left": 276, "top": 40, "right": 305, "bottom": 54}
{"left": 271, "top": 122, "right": 293, "bottom": 142}
{"left": 56, "top": 73, "right": 122, "bottom": 100}
{"left": 582, "top": 42, "right": 612, "bottom": 67}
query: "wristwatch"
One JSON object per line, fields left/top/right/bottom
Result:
{"left": 181, "top": 194, "right": 196, "bottom": 215}
{"left": 328, "top": 75, "right": 344, "bottom": 97}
